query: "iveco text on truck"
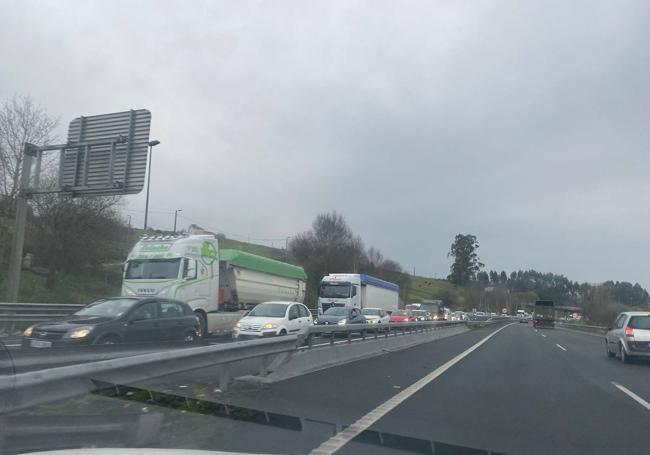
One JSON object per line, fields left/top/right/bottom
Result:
{"left": 122, "top": 235, "right": 307, "bottom": 336}
{"left": 317, "top": 273, "right": 399, "bottom": 314}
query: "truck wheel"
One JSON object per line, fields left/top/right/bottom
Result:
{"left": 195, "top": 312, "right": 207, "bottom": 339}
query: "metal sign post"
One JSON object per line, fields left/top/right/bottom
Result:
{"left": 5, "top": 109, "right": 152, "bottom": 302}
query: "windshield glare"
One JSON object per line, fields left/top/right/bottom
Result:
{"left": 75, "top": 299, "right": 139, "bottom": 317}
{"left": 324, "top": 307, "right": 348, "bottom": 316}
{"left": 248, "top": 303, "right": 288, "bottom": 318}
{"left": 362, "top": 309, "right": 380, "bottom": 316}
{"left": 319, "top": 284, "right": 351, "bottom": 299}
{"left": 125, "top": 258, "right": 181, "bottom": 279}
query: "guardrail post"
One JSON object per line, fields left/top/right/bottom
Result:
{"left": 307, "top": 333, "right": 313, "bottom": 349}
{"left": 219, "top": 364, "right": 232, "bottom": 391}
{"left": 347, "top": 330, "right": 351, "bottom": 344}
{"left": 361, "top": 329, "right": 366, "bottom": 341}
{"left": 386, "top": 325, "right": 390, "bottom": 338}
{"left": 374, "top": 328, "right": 378, "bottom": 340}
{"left": 8, "top": 310, "right": 16, "bottom": 336}
{"left": 330, "top": 332, "right": 335, "bottom": 346}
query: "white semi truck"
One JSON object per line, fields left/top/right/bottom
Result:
{"left": 122, "top": 234, "right": 307, "bottom": 336}
{"left": 317, "top": 273, "right": 399, "bottom": 314}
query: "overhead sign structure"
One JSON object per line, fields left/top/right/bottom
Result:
{"left": 61, "top": 109, "right": 152, "bottom": 196}
{"left": 6, "top": 108, "right": 152, "bottom": 302}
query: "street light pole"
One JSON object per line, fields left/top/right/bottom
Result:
{"left": 143, "top": 140, "right": 160, "bottom": 230}
{"left": 173, "top": 209, "right": 182, "bottom": 233}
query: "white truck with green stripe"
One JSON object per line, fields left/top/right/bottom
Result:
{"left": 121, "top": 234, "right": 307, "bottom": 336}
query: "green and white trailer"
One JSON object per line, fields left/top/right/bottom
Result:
{"left": 122, "top": 234, "right": 307, "bottom": 336}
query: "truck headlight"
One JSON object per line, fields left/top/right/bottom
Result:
{"left": 123, "top": 288, "right": 135, "bottom": 296}
{"left": 263, "top": 323, "right": 277, "bottom": 329}
{"left": 23, "top": 325, "right": 34, "bottom": 337}
{"left": 337, "top": 319, "right": 347, "bottom": 325}
{"left": 67, "top": 327, "right": 93, "bottom": 339}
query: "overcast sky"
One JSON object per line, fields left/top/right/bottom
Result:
{"left": 2, "top": 0, "right": 649, "bottom": 287}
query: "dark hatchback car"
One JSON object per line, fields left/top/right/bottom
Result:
{"left": 22, "top": 297, "right": 199, "bottom": 348}
{"left": 315, "top": 306, "right": 366, "bottom": 326}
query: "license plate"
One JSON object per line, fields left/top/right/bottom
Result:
{"left": 30, "top": 339, "right": 52, "bottom": 348}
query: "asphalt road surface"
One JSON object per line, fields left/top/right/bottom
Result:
{"left": 6, "top": 323, "right": 650, "bottom": 455}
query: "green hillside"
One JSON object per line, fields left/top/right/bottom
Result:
{"left": 406, "top": 275, "right": 458, "bottom": 303}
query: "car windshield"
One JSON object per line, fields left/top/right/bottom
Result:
{"left": 247, "top": 303, "right": 288, "bottom": 318}
{"left": 393, "top": 311, "right": 407, "bottom": 316}
{"left": 75, "top": 299, "right": 139, "bottom": 317}
{"left": 125, "top": 258, "right": 181, "bottom": 279}
{"left": 412, "top": 310, "right": 426, "bottom": 316}
{"left": 324, "top": 307, "right": 348, "bottom": 316}
{"left": 362, "top": 309, "right": 381, "bottom": 316}
{"left": 629, "top": 316, "right": 650, "bottom": 329}
{"left": 319, "top": 284, "right": 351, "bottom": 299}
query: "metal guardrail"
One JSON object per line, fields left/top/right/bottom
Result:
{"left": 0, "top": 319, "right": 504, "bottom": 413}
{"left": 0, "top": 303, "right": 84, "bottom": 336}
{"left": 556, "top": 322, "right": 608, "bottom": 334}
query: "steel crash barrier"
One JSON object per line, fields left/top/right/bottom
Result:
{"left": 0, "top": 303, "right": 84, "bottom": 337}
{"left": 555, "top": 322, "right": 608, "bottom": 334}
{"left": 0, "top": 318, "right": 509, "bottom": 413}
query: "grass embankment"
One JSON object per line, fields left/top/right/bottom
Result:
{"left": 0, "top": 269, "right": 120, "bottom": 304}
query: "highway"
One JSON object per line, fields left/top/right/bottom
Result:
{"left": 5, "top": 322, "right": 650, "bottom": 455}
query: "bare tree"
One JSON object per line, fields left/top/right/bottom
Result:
{"left": 0, "top": 96, "right": 58, "bottom": 266}
{"left": 0, "top": 96, "right": 59, "bottom": 203}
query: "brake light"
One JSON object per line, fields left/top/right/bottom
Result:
{"left": 625, "top": 326, "right": 634, "bottom": 338}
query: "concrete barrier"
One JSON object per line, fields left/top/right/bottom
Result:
{"left": 236, "top": 323, "right": 470, "bottom": 386}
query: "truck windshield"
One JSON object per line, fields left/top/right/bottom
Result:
{"left": 319, "top": 284, "right": 351, "bottom": 298}
{"left": 248, "top": 303, "right": 289, "bottom": 318}
{"left": 362, "top": 309, "right": 381, "bottom": 316}
{"left": 125, "top": 258, "right": 181, "bottom": 279}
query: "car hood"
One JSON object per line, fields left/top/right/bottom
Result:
{"left": 33, "top": 315, "right": 115, "bottom": 331}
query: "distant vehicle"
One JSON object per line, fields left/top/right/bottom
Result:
{"left": 233, "top": 301, "right": 312, "bottom": 340}
{"left": 605, "top": 312, "right": 650, "bottom": 363}
{"left": 411, "top": 309, "right": 429, "bottom": 321}
{"left": 450, "top": 311, "right": 466, "bottom": 321}
{"left": 517, "top": 309, "right": 526, "bottom": 318}
{"left": 533, "top": 300, "right": 555, "bottom": 328}
{"left": 362, "top": 308, "right": 390, "bottom": 324}
{"left": 407, "top": 299, "right": 445, "bottom": 320}
{"left": 390, "top": 310, "right": 415, "bottom": 322}
{"left": 22, "top": 297, "right": 199, "bottom": 348}
{"left": 318, "top": 273, "right": 399, "bottom": 314}
{"left": 315, "top": 306, "right": 366, "bottom": 326}
{"left": 122, "top": 234, "right": 307, "bottom": 337}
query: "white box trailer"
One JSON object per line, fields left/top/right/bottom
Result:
{"left": 122, "top": 235, "right": 306, "bottom": 336}
{"left": 317, "top": 273, "right": 399, "bottom": 314}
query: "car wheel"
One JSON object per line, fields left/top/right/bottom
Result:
{"left": 195, "top": 312, "right": 207, "bottom": 339}
{"left": 620, "top": 344, "right": 631, "bottom": 364}
{"left": 605, "top": 341, "right": 615, "bottom": 358}
{"left": 279, "top": 329, "right": 287, "bottom": 336}
{"left": 97, "top": 335, "right": 120, "bottom": 345}
{"left": 183, "top": 331, "right": 198, "bottom": 344}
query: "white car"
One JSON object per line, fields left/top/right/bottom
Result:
{"left": 361, "top": 307, "right": 390, "bottom": 324}
{"left": 233, "top": 301, "right": 312, "bottom": 340}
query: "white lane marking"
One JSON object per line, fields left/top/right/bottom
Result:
{"left": 4, "top": 344, "right": 20, "bottom": 347}
{"left": 534, "top": 329, "right": 538, "bottom": 333}
{"left": 556, "top": 344, "right": 567, "bottom": 351}
{"left": 612, "top": 382, "right": 650, "bottom": 412}
{"left": 308, "top": 323, "right": 516, "bottom": 455}
{"left": 541, "top": 334, "right": 547, "bottom": 338}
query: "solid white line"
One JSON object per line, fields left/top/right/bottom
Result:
{"left": 612, "top": 382, "right": 650, "bottom": 412}
{"left": 4, "top": 344, "right": 20, "bottom": 347}
{"left": 556, "top": 344, "right": 567, "bottom": 351}
{"left": 308, "top": 323, "right": 516, "bottom": 455}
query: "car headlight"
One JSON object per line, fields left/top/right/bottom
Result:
{"left": 313, "top": 318, "right": 319, "bottom": 324}
{"left": 23, "top": 325, "right": 34, "bottom": 337}
{"left": 67, "top": 327, "right": 93, "bottom": 339}
{"left": 235, "top": 322, "right": 241, "bottom": 329}
{"left": 369, "top": 319, "right": 378, "bottom": 324}
{"left": 337, "top": 319, "right": 347, "bottom": 325}
{"left": 263, "top": 323, "right": 277, "bottom": 329}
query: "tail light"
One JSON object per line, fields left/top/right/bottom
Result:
{"left": 625, "top": 326, "right": 634, "bottom": 338}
